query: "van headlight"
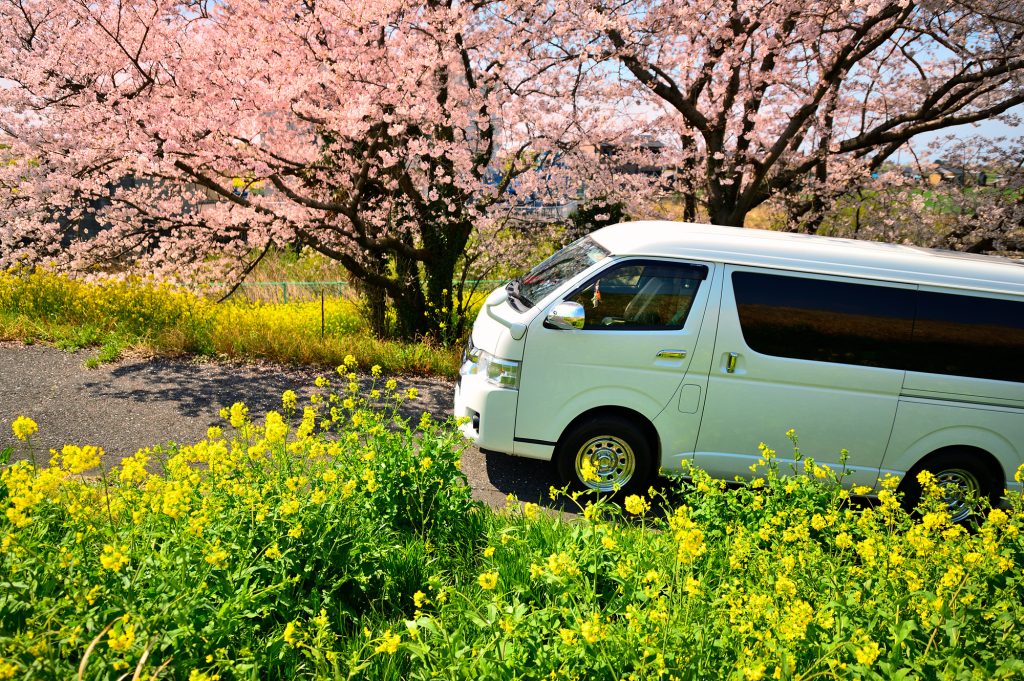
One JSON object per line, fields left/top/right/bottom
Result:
{"left": 461, "top": 341, "right": 520, "bottom": 389}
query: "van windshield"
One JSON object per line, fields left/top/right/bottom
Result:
{"left": 510, "top": 236, "right": 610, "bottom": 310}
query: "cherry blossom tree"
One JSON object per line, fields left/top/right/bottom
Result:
{"left": 820, "top": 134, "right": 1024, "bottom": 253}
{"left": 555, "top": 0, "right": 1024, "bottom": 230}
{"left": 0, "top": 0, "right": 595, "bottom": 341}
{"left": 4, "top": 0, "right": 1024, "bottom": 344}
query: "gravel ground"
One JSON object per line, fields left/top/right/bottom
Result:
{"left": 0, "top": 341, "right": 557, "bottom": 509}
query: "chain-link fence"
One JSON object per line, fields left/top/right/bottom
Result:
{"left": 221, "top": 281, "right": 353, "bottom": 304}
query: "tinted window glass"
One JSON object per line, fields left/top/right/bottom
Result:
{"left": 911, "top": 291, "right": 1024, "bottom": 382}
{"left": 732, "top": 272, "right": 915, "bottom": 368}
{"left": 568, "top": 261, "right": 708, "bottom": 330}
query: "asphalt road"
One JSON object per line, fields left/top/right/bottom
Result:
{"left": 0, "top": 342, "right": 557, "bottom": 509}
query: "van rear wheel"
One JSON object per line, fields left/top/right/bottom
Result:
{"left": 898, "top": 450, "right": 1000, "bottom": 524}
{"left": 556, "top": 416, "right": 653, "bottom": 496}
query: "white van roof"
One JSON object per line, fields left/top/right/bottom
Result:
{"left": 590, "top": 221, "right": 1024, "bottom": 296}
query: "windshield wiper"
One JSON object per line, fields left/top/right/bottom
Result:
{"left": 505, "top": 278, "right": 534, "bottom": 311}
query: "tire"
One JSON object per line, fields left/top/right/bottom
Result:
{"left": 898, "top": 449, "right": 1000, "bottom": 524}
{"left": 556, "top": 415, "right": 654, "bottom": 496}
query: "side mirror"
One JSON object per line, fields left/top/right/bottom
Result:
{"left": 544, "top": 301, "right": 585, "bottom": 330}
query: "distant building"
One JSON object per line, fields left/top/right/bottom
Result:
{"left": 928, "top": 165, "right": 966, "bottom": 186}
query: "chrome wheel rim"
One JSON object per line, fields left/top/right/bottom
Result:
{"left": 935, "top": 468, "right": 982, "bottom": 523}
{"left": 575, "top": 435, "right": 636, "bottom": 492}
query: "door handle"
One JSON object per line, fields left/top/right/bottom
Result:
{"left": 726, "top": 352, "right": 739, "bottom": 373}
{"left": 656, "top": 349, "right": 687, "bottom": 359}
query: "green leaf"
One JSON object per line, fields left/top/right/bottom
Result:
{"left": 893, "top": 619, "right": 918, "bottom": 645}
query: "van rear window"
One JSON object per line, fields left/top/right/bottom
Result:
{"left": 732, "top": 271, "right": 1024, "bottom": 382}
{"left": 911, "top": 291, "right": 1024, "bottom": 382}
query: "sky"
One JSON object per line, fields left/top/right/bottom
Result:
{"left": 910, "top": 104, "right": 1023, "bottom": 159}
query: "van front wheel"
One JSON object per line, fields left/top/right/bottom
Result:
{"left": 556, "top": 416, "right": 653, "bottom": 496}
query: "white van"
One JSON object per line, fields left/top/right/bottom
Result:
{"left": 454, "top": 221, "right": 1024, "bottom": 520}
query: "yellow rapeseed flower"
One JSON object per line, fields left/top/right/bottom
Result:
{"left": 227, "top": 402, "right": 249, "bottom": 428}
{"left": 987, "top": 508, "right": 1009, "bottom": 527}
{"left": 478, "top": 570, "right": 499, "bottom": 590}
{"left": 625, "top": 494, "right": 650, "bottom": 516}
{"left": 413, "top": 590, "right": 428, "bottom": 608}
{"left": 100, "top": 544, "right": 130, "bottom": 572}
{"left": 283, "top": 621, "right": 302, "bottom": 647}
{"left": 58, "top": 444, "right": 102, "bottom": 475}
{"left": 265, "top": 543, "right": 282, "bottom": 560}
{"left": 11, "top": 416, "right": 38, "bottom": 441}
{"left": 264, "top": 411, "right": 288, "bottom": 444}
{"left": 775, "top": 575, "right": 797, "bottom": 598}
{"left": 854, "top": 638, "right": 881, "bottom": 666}
{"left": 205, "top": 543, "right": 229, "bottom": 568}
{"left": 361, "top": 469, "right": 378, "bottom": 493}
{"left": 342, "top": 479, "right": 357, "bottom": 497}
{"left": 375, "top": 630, "right": 401, "bottom": 654}
{"left": 107, "top": 615, "right": 135, "bottom": 652}
{"left": 579, "top": 614, "right": 605, "bottom": 644}
{"left": 580, "top": 459, "right": 600, "bottom": 483}
{"left": 282, "top": 390, "right": 298, "bottom": 411}
{"left": 0, "top": 659, "right": 18, "bottom": 680}
{"left": 188, "top": 671, "right": 220, "bottom": 681}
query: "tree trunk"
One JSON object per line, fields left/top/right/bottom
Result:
{"left": 358, "top": 253, "right": 392, "bottom": 338}
{"left": 708, "top": 201, "right": 747, "bottom": 228}
{"left": 393, "top": 249, "right": 427, "bottom": 340}
{"left": 362, "top": 283, "right": 389, "bottom": 338}
{"left": 682, "top": 192, "right": 697, "bottom": 222}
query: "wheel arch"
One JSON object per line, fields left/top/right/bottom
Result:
{"left": 556, "top": 405, "right": 661, "bottom": 464}
{"left": 900, "top": 445, "right": 1005, "bottom": 490}
{"left": 883, "top": 424, "right": 1018, "bottom": 488}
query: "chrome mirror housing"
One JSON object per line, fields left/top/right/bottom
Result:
{"left": 544, "top": 301, "right": 585, "bottom": 330}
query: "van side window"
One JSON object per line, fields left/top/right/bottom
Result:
{"left": 911, "top": 291, "right": 1024, "bottom": 382}
{"left": 732, "top": 272, "right": 915, "bottom": 369}
{"left": 568, "top": 261, "right": 708, "bottom": 330}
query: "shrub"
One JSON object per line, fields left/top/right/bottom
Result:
{"left": 0, "top": 361, "right": 478, "bottom": 678}
{"left": 0, "top": 271, "right": 460, "bottom": 375}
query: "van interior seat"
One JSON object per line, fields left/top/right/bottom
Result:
{"left": 624, "top": 276, "right": 694, "bottom": 326}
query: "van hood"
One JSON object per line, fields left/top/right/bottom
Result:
{"left": 470, "top": 286, "right": 535, "bottom": 361}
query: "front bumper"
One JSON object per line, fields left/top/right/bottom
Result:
{"left": 453, "top": 373, "right": 518, "bottom": 454}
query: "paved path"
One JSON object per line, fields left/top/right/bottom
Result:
{"left": 0, "top": 342, "right": 556, "bottom": 509}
